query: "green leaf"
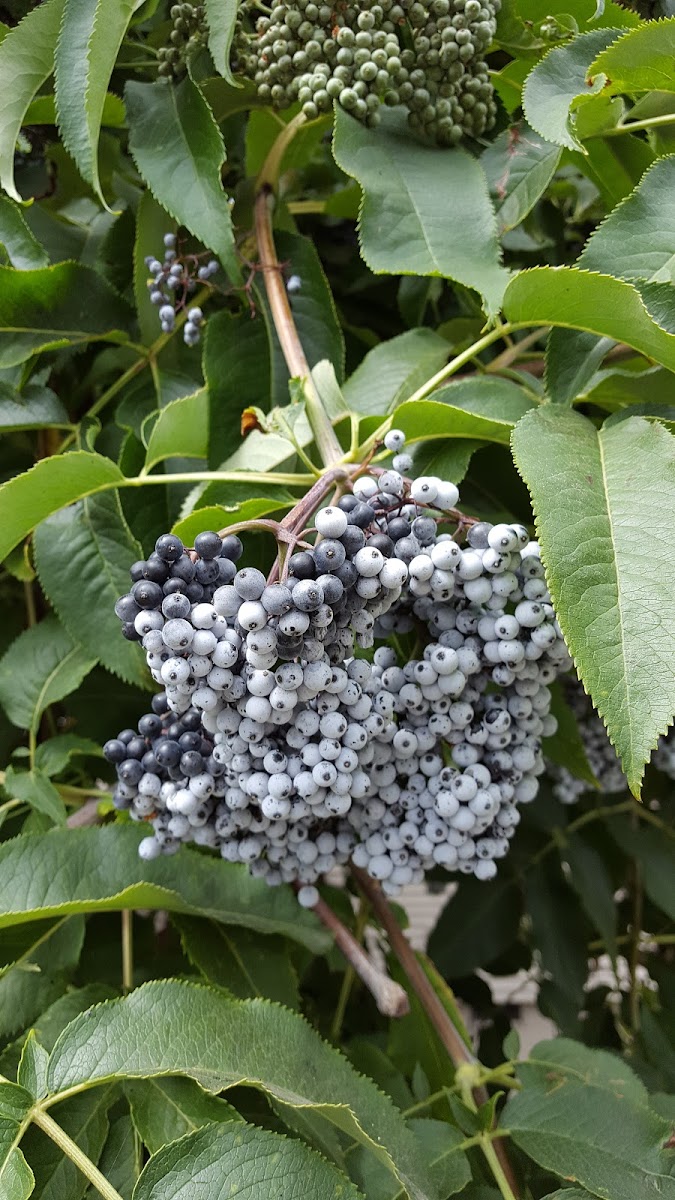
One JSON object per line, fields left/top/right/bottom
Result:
{"left": 542, "top": 682, "right": 598, "bottom": 787}
{"left": 522, "top": 30, "right": 621, "bottom": 150}
{"left": 34, "top": 734, "right": 103, "bottom": 779}
{"left": 3, "top": 767, "right": 66, "bottom": 825}
{"left": 590, "top": 18, "right": 675, "bottom": 95}
{"left": 125, "top": 78, "right": 237, "bottom": 280}
{"left": 350, "top": 1120, "right": 470, "bottom": 1200}
{"left": 0, "top": 1082, "right": 33, "bottom": 1200}
{"left": 17, "top": 1032, "right": 49, "bottom": 1101}
{"left": 47, "top": 981, "right": 436, "bottom": 1200}
{"left": 0, "top": 196, "right": 49, "bottom": 268}
{"left": 85, "top": 1113, "right": 139, "bottom": 1200}
{"left": 0, "top": 0, "right": 65, "bottom": 202}
{"left": 502, "top": 267, "right": 675, "bottom": 375}
{"left": 0, "top": 383, "right": 69, "bottom": 432}
{"left": 393, "top": 379, "right": 535, "bottom": 448}
{"left": 0, "top": 1150, "right": 34, "bottom": 1200}
{"left": 482, "top": 121, "right": 562, "bottom": 234}
{"left": 54, "top": 0, "right": 139, "bottom": 208}
{"left": 276, "top": 231, "right": 346, "bottom": 383}
{"left": 203, "top": 308, "right": 273, "bottom": 468}
{"left": 343, "top": 330, "right": 450, "bottom": 417}
{"left": 22, "top": 1086, "right": 115, "bottom": 1200}
{"left": 525, "top": 863, "right": 588, "bottom": 1030}
{"left": 33, "top": 492, "right": 148, "bottom": 689}
{"left": 0, "top": 262, "right": 132, "bottom": 368}
{"left": 511, "top": 406, "right": 675, "bottom": 794}
{"left": 562, "top": 833, "right": 618, "bottom": 959}
{"left": 332, "top": 107, "right": 508, "bottom": 317}
{"left": 24, "top": 91, "right": 126, "bottom": 128}
{"left": 133, "top": 1120, "right": 364, "bottom": 1200}
{"left": 0, "top": 826, "right": 329, "bottom": 951}
{"left": 171, "top": 498, "right": 293, "bottom": 545}
{"left": 0, "top": 985, "right": 116, "bottom": 1083}
{"left": 502, "top": 1038, "right": 675, "bottom": 1200}
{"left": 428, "top": 876, "right": 522, "bottom": 977}
{"left": 174, "top": 914, "right": 300, "bottom": 1008}
{"left": 0, "top": 616, "right": 95, "bottom": 733}
{"left": 0, "top": 917, "right": 84, "bottom": 1040}
{"left": 126, "top": 1076, "right": 241, "bottom": 1154}
{"left": 204, "top": 0, "right": 239, "bottom": 85}
{"left": 0, "top": 450, "right": 124, "bottom": 563}
{"left": 609, "top": 817, "right": 675, "bottom": 920}
{"left": 143, "top": 389, "right": 207, "bottom": 470}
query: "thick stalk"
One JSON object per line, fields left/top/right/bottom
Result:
{"left": 121, "top": 909, "right": 134, "bottom": 994}
{"left": 352, "top": 868, "right": 521, "bottom": 1198}
{"left": 254, "top": 186, "right": 344, "bottom": 468}
{"left": 31, "top": 1109, "right": 124, "bottom": 1200}
{"left": 300, "top": 885, "right": 409, "bottom": 1018}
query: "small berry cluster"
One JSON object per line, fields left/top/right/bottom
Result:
{"left": 104, "top": 431, "right": 572, "bottom": 898}
{"left": 158, "top": 3, "right": 207, "bottom": 80}
{"left": 144, "top": 232, "right": 217, "bottom": 346}
{"left": 240, "top": 0, "right": 499, "bottom": 144}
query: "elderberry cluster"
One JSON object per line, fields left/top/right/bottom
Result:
{"left": 241, "top": 0, "right": 499, "bottom": 144}
{"left": 144, "top": 232, "right": 217, "bottom": 346}
{"left": 105, "top": 431, "right": 572, "bottom": 899}
{"left": 158, "top": 3, "right": 207, "bottom": 80}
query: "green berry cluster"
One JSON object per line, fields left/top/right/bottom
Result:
{"left": 242, "top": 0, "right": 499, "bottom": 144}
{"left": 158, "top": 2, "right": 207, "bottom": 80}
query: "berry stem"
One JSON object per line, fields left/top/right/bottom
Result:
{"left": 254, "top": 185, "right": 345, "bottom": 469}
{"left": 351, "top": 867, "right": 521, "bottom": 1198}
{"left": 298, "top": 884, "right": 410, "bottom": 1018}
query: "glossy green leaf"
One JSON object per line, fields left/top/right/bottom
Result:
{"left": 0, "top": 0, "right": 65, "bottom": 202}
{"left": 34, "top": 734, "right": 103, "bottom": 779}
{"left": 482, "top": 121, "right": 562, "bottom": 234}
{"left": 0, "top": 616, "right": 95, "bottom": 733}
{"left": 0, "top": 451, "right": 124, "bottom": 564}
{"left": 3, "top": 767, "right": 66, "bottom": 825}
{"left": 428, "top": 876, "right": 522, "bottom": 977}
{"left": 512, "top": 406, "right": 675, "bottom": 794}
{"left": 333, "top": 107, "right": 508, "bottom": 316}
{"left": 55, "top": 0, "right": 140, "bottom": 207}
{"left": 85, "top": 1113, "right": 139, "bottom": 1200}
{"left": 0, "top": 1082, "right": 33, "bottom": 1200}
{"left": 343, "top": 330, "right": 450, "bottom": 416}
{"left": 546, "top": 331, "right": 615, "bottom": 407}
{"left": 0, "top": 826, "right": 328, "bottom": 951}
{"left": 503, "top": 267, "right": 675, "bottom": 374}
{"left": 204, "top": 0, "right": 239, "bottom": 84}
{"left": 143, "top": 389, "right": 208, "bottom": 469}
{"left": 590, "top": 18, "right": 675, "bottom": 95}
{"left": 22, "top": 1086, "right": 115, "bottom": 1200}
{"left": 522, "top": 30, "right": 621, "bottom": 150}
{"left": 171, "top": 498, "right": 293, "bottom": 545}
{"left": 125, "top": 78, "right": 237, "bottom": 280}
{"left": 0, "top": 917, "right": 84, "bottom": 1040}
{"left": 0, "top": 383, "right": 69, "bottom": 432}
{"left": 33, "top": 492, "right": 148, "bottom": 689}
{"left": 17, "top": 1032, "right": 49, "bottom": 1101}
{"left": 502, "top": 1038, "right": 675, "bottom": 1200}
{"left": 0, "top": 196, "right": 49, "bottom": 268}
{"left": 47, "top": 981, "right": 436, "bottom": 1200}
{"left": 126, "top": 1076, "right": 241, "bottom": 1155}
{"left": 203, "top": 308, "right": 273, "bottom": 468}
{"left": 394, "top": 379, "right": 534, "bottom": 447}
{"left": 0, "top": 262, "right": 132, "bottom": 368}
{"left": 174, "top": 914, "right": 300, "bottom": 1007}
{"left": 0, "top": 1150, "right": 34, "bottom": 1200}
{"left": 0, "top": 985, "right": 116, "bottom": 1083}
{"left": 133, "top": 1120, "right": 364, "bottom": 1200}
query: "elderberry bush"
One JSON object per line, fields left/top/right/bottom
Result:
{"left": 105, "top": 432, "right": 572, "bottom": 896}
{"left": 546, "top": 679, "right": 627, "bottom": 804}
{"left": 158, "top": 3, "right": 207, "bottom": 80}
{"left": 144, "top": 232, "right": 217, "bottom": 346}
{"left": 239, "top": 0, "right": 499, "bottom": 144}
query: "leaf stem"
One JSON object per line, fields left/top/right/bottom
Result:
{"left": 300, "top": 885, "right": 409, "bottom": 1018}
{"left": 599, "top": 112, "right": 675, "bottom": 137}
{"left": 405, "top": 324, "right": 516, "bottom": 405}
{"left": 31, "top": 1108, "right": 124, "bottom": 1200}
{"left": 121, "top": 909, "right": 134, "bottom": 994}
{"left": 480, "top": 1133, "right": 519, "bottom": 1200}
